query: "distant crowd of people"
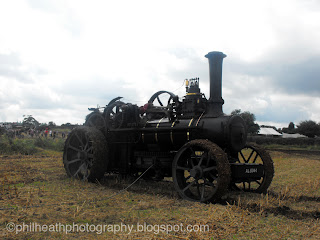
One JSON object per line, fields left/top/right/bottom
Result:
{"left": 27, "top": 128, "right": 67, "bottom": 139}
{"left": 1, "top": 126, "right": 70, "bottom": 139}
{"left": 4, "top": 129, "right": 25, "bottom": 138}
{"left": 2, "top": 128, "right": 68, "bottom": 139}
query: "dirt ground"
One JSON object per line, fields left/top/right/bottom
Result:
{"left": 0, "top": 149, "right": 319, "bottom": 239}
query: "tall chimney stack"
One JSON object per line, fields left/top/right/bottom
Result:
{"left": 205, "top": 51, "right": 226, "bottom": 117}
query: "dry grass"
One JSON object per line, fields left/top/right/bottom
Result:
{"left": 0, "top": 150, "right": 319, "bottom": 239}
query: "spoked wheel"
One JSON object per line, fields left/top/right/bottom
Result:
{"left": 148, "top": 91, "right": 177, "bottom": 108}
{"left": 232, "top": 144, "right": 274, "bottom": 193}
{"left": 84, "top": 112, "right": 106, "bottom": 132}
{"left": 172, "top": 139, "right": 231, "bottom": 203}
{"left": 104, "top": 101, "right": 125, "bottom": 129}
{"left": 63, "top": 126, "right": 108, "bottom": 182}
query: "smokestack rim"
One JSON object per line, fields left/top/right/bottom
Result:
{"left": 205, "top": 51, "right": 227, "bottom": 59}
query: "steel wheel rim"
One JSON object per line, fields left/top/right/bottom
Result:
{"left": 64, "top": 130, "right": 94, "bottom": 180}
{"left": 105, "top": 102, "right": 125, "bottom": 129}
{"left": 85, "top": 112, "right": 106, "bottom": 131}
{"left": 234, "top": 146, "right": 266, "bottom": 192}
{"left": 173, "top": 145, "right": 221, "bottom": 202}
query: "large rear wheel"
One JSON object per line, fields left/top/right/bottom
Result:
{"left": 172, "top": 139, "right": 231, "bottom": 203}
{"left": 63, "top": 126, "right": 108, "bottom": 182}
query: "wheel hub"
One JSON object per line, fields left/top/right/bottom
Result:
{"left": 190, "top": 166, "right": 203, "bottom": 179}
{"left": 77, "top": 150, "right": 88, "bottom": 161}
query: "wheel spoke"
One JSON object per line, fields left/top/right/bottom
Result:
{"left": 84, "top": 163, "right": 89, "bottom": 178}
{"left": 255, "top": 180, "right": 262, "bottom": 186}
{"left": 182, "top": 181, "right": 196, "bottom": 193}
{"left": 196, "top": 182, "right": 201, "bottom": 197}
{"left": 203, "top": 166, "right": 217, "bottom": 172}
{"left": 75, "top": 132, "right": 84, "bottom": 147}
{"left": 198, "top": 152, "right": 206, "bottom": 167}
{"left": 67, "top": 145, "right": 82, "bottom": 152}
{"left": 176, "top": 165, "right": 191, "bottom": 171}
{"left": 83, "top": 174, "right": 88, "bottom": 181}
{"left": 189, "top": 157, "right": 195, "bottom": 168}
{"left": 157, "top": 96, "right": 163, "bottom": 106}
{"left": 253, "top": 152, "right": 259, "bottom": 163}
{"left": 66, "top": 158, "right": 82, "bottom": 165}
{"left": 86, "top": 146, "right": 93, "bottom": 153}
{"left": 84, "top": 139, "right": 92, "bottom": 152}
{"left": 185, "top": 175, "right": 192, "bottom": 181}
{"left": 83, "top": 142, "right": 88, "bottom": 151}
{"left": 208, "top": 172, "right": 217, "bottom": 180}
{"left": 240, "top": 151, "right": 246, "bottom": 162}
{"left": 200, "top": 184, "right": 205, "bottom": 201}
{"left": 246, "top": 149, "right": 254, "bottom": 163}
{"left": 73, "top": 162, "right": 86, "bottom": 177}
{"left": 204, "top": 179, "right": 215, "bottom": 187}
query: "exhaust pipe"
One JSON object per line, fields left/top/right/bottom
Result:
{"left": 205, "top": 51, "right": 226, "bottom": 117}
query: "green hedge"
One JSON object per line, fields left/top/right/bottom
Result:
{"left": 34, "top": 137, "right": 65, "bottom": 151}
{"left": 247, "top": 135, "right": 320, "bottom": 146}
{"left": 0, "top": 135, "right": 65, "bottom": 155}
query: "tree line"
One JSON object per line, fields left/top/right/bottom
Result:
{"left": 231, "top": 109, "right": 320, "bottom": 138}
{"left": 4, "top": 113, "right": 319, "bottom": 138}
{"left": 21, "top": 115, "right": 77, "bottom": 130}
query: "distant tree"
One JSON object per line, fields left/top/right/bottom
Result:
{"left": 22, "top": 115, "right": 39, "bottom": 129}
{"left": 282, "top": 122, "right": 296, "bottom": 134}
{"left": 287, "top": 122, "right": 296, "bottom": 134}
{"left": 296, "top": 120, "right": 320, "bottom": 138}
{"left": 0, "top": 126, "right": 6, "bottom": 135}
{"left": 288, "top": 122, "right": 295, "bottom": 130}
{"left": 61, "top": 123, "right": 77, "bottom": 129}
{"left": 231, "top": 109, "right": 260, "bottom": 134}
{"left": 231, "top": 109, "right": 241, "bottom": 115}
{"left": 48, "top": 121, "right": 56, "bottom": 127}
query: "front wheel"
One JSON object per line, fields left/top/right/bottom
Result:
{"left": 231, "top": 144, "right": 274, "bottom": 193}
{"left": 172, "top": 139, "right": 231, "bottom": 203}
{"left": 63, "top": 126, "right": 108, "bottom": 182}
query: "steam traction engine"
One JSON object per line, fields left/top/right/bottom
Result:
{"left": 63, "top": 51, "right": 274, "bottom": 202}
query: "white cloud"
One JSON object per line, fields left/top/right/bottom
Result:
{"left": 0, "top": 0, "right": 320, "bottom": 127}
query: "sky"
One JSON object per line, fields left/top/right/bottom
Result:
{"left": 0, "top": 0, "right": 320, "bottom": 128}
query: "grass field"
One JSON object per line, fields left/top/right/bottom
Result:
{"left": 0, "top": 147, "right": 319, "bottom": 239}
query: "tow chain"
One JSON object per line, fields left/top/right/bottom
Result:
{"left": 105, "top": 164, "right": 154, "bottom": 200}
